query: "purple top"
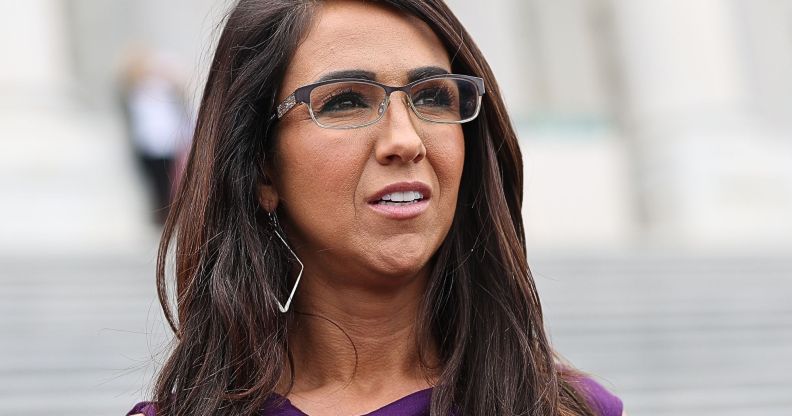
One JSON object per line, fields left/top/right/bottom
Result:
{"left": 127, "top": 377, "right": 622, "bottom": 416}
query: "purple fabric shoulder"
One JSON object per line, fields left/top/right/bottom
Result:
{"left": 577, "top": 376, "right": 623, "bottom": 416}
{"left": 127, "top": 401, "right": 157, "bottom": 416}
{"left": 127, "top": 379, "right": 622, "bottom": 416}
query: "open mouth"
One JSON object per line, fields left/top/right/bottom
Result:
{"left": 366, "top": 182, "right": 431, "bottom": 219}
{"left": 374, "top": 190, "right": 425, "bottom": 206}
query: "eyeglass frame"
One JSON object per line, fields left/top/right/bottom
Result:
{"left": 270, "top": 73, "right": 486, "bottom": 129}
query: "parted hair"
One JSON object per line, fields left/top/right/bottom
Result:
{"left": 152, "top": 0, "right": 599, "bottom": 415}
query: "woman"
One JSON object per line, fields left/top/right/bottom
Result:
{"left": 129, "top": 0, "right": 625, "bottom": 415}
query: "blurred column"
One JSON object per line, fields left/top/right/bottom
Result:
{"left": 610, "top": 0, "right": 747, "bottom": 126}
{"left": 0, "top": 0, "right": 156, "bottom": 255}
{"left": 0, "top": 0, "right": 73, "bottom": 254}
{"left": 0, "top": 0, "right": 70, "bottom": 106}
{"left": 608, "top": 0, "right": 792, "bottom": 249}
{"left": 732, "top": 0, "right": 792, "bottom": 130}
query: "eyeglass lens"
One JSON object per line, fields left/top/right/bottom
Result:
{"left": 308, "top": 77, "right": 479, "bottom": 128}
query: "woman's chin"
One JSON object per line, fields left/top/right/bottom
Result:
{"left": 367, "top": 238, "right": 434, "bottom": 280}
{"left": 373, "top": 254, "right": 428, "bottom": 278}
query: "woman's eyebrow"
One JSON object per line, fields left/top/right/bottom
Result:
{"left": 315, "top": 66, "right": 450, "bottom": 83}
{"left": 407, "top": 66, "right": 449, "bottom": 82}
{"left": 317, "top": 69, "right": 376, "bottom": 82}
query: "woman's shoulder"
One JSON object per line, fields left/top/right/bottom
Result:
{"left": 576, "top": 376, "right": 624, "bottom": 416}
{"left": 126, "top": 401, "right": 157, "bottom": 416}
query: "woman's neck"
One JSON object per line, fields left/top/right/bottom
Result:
{"left": 277, "top": 267, "right": 440, "bottom": 398}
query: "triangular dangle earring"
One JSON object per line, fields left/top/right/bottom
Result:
{"left": 269, "top": 211, "right": 304, "bottom": 313}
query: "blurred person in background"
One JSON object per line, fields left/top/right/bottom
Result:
{"left": 127, "top": 0, "right": 625, "bottom": 415}
{"left": 119, "top": 47, "right": 193, "bottom": 225}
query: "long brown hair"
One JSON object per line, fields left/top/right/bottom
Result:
{"left": 152, "top": 1, "right": 598, "bottom": 415}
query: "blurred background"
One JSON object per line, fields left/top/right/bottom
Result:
{"left": 1, "top": 0, "right": 790, "bottom": 415}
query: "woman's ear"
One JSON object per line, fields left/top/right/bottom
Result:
{"left": 258, "top": 176, "right": 279, "bottom": 213}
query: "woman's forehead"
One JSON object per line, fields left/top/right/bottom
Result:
{"left": 282, "top": 0, "right": 451, "bottom": 89}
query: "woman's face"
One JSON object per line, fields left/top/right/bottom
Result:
{"left": 265, "top": 0, "right": 464, "bottom": 287}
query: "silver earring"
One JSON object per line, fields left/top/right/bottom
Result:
{"left": 269, "top": 211, "right": 304, "bottom": 313}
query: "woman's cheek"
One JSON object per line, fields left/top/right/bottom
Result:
{"left": 278, "top": 137, "right": 362, "bottom": 227}
{"left": 426, "top": 129, "right": 465, "bottom": 200}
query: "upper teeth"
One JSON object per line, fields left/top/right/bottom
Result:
{"left": 380, "top": 191, "right": 423, "bottom": 202}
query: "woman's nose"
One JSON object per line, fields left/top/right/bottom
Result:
{"left": 373, "top": 95, "right": 426, "bottom": 165}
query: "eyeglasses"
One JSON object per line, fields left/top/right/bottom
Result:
{"left": 272, "top": 74, "right": 486, "bottom": 129}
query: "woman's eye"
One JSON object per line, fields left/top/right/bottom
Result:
{"left": 318, "top": 92, "right": 369, "bottom": 113}
{"left": 413, "top": 87, "right": 453, "bottom": 107}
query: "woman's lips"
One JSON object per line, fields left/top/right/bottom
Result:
{"left": 367, "top": 198, "right": 429, "bottom": 219}
{"left": 366, "top": 181, "right": 432, "bottom": 220}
